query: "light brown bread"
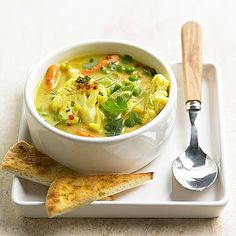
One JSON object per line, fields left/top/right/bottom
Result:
{"left": 1, "top": 140, "right": 120, "bottom": 201}
{"left": 1, "top": 140, "right": 78, "bottom": 186}
{"left": 46, "top": 172, "right": 154, "bottom": 218}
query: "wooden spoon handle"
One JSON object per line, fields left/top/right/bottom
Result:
{"left": 181, "top": 21, "right": 203, "bottom": 103}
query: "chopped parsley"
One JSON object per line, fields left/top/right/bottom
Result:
{"left": 112, "top": 84, "right": 122, "bottom": 93}
{"left": 37, "top": 106, "right": 48, "bottom": 116}
{"left": 53, "top": 113, "right": 67, "bottom": 126}
{"left": 143, "top": 66, "right": 157, "bottom": 77}
{"left": 122, "top": 54, "right": 133, "bottom": 64}
{"left": 102, "top": 96, "right": 128, "bottom": 116}
{"left": 104, "top": 118, "right": 123, "bottom": 137}
{"left": 102, "top": 96, "right": 129, "bottom": 136}
{"left": 124, "top": 112, "right": 142, "bottom": 127}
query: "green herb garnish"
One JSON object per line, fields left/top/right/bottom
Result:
{"left": 110, "top": 83, "right": 133, "bottom": 101}
{"left": 122, "top": 83, "right": 135, "bottom": 93}
{"left": 122, "top": 54, "right": 133, "bottom": 64}
{"left": 82, "top": 58, "right": 97, "bottom": 69}
{"left": 37, "top": 106, "right": 48, "bottom": 116}
{"left": 102, "top": 96, "right": 128, "bottom": 116}
{"left": 112, "top": 84, "right": 122, "bottom": 93}
{"left": 104, "top": 118, "right": 123, "bottom": 137}
{"left": 143, "top": 66, "right": 157, "bottom": 77}
{"left": 54, "top": 113, "right": 67, "bottom": 126}
{"left": 75, "top": 76, "right": 91, "bottom": 84}
{"left": 124, "top": 112, "right": 142, "bottom": 127}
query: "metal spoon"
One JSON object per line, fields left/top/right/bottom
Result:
{"left": 172, "top": 22, "right": 218, "bottom": 191}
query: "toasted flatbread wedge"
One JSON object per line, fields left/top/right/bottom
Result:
{"left": 1, "top": 140, "right": 77, "bottom": 186}
{"left": 46, "top": 172, "right": 154, "bottom": 218}
{"left": 1, "top": 140, "right": 117, "bottom": 201}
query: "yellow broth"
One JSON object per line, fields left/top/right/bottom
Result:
{"left": 35, "top": 54, "right": 169, "bottom": 137}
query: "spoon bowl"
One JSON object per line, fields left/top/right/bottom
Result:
{"left": 172, "top": 148, "right": 218, "bottom": 191}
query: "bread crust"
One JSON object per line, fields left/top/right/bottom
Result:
{"left": 1, "top": 140, "right": 77, "bottom": 186}
{"left": 46, "top": 172, "right": 154, "bottom": 218}
{"left": 1, "top": 141, "right": 124, "bottom": 202}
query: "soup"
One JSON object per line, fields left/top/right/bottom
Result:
{"left": 35, "top": 54, "right": 169, "bottom": 137}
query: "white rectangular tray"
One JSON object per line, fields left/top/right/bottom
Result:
{"left": 12, "top": 62, "right": 229, "bottom": 218}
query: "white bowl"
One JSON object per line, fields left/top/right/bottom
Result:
{"left": 24, "top": 40, "right": 177, "bottom": 174}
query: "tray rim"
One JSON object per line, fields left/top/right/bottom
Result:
{"left": 11, "top": 61, "right": 229, "bottom": 209}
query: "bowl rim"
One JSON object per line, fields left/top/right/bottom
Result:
{"left": 24, "top": 39, "right": 177, "bottom": 143}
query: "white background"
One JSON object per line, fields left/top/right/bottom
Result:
{"left": 0, "top": 0, "right": 235, "bottom": 235}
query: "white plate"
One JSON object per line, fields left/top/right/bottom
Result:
{"left": 11, "top": 62, "right": 229, "bottom": 218}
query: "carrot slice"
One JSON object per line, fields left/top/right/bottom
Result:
{"left": 81, "top": 55, "right": 120, "bottom": 75}
{"left": 76, "top": 130, "right": 95, "bottom": 137}
{"left": 44, "top": 65, "right": 60, "bottom": 91}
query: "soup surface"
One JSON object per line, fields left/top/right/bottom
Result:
{"left": 35, "top": 54, "right": 170, "bottom": 137}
